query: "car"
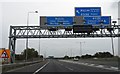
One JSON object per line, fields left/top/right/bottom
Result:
{"left": 73, "top": 58, "right": 79, "bottom": 61}
{"left": 93, "top": 58, "right": 98, "bottom": 60}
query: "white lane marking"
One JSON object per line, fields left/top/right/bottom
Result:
{"left": 65, "top": 66, "right": 73, "bottom": 71}
{"left": 84, "top": 63, "right": 88, "bottom": 65}
{"left": 103, "top": 67, "right": 119, "bottom": 71}
{"left": 88, "top": 64, "right": 95, "bottom": 66}
{"left": 80, "top": 63, "right": 84, "bottom": 64}
{"left": 96, "top": 65, "right": 104, "bottom": 68}
{"left": 59, "top": 60, "right": 119, "bottom": 71}
{"left": 67, "top": 67, "right": 74, "bottom": 71}
{"left": 110, "top": 67, "right": 118, "bottom": 70}
{"left": 33, "top": 62, "right": 49, "bottom": 74}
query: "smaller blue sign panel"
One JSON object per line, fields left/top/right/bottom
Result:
{"left": 84, "top": 16, "right": 111, "bottom": 25}
{"left": 46, "top": 17, "right": 73, "bottom": 26}
{"left": 75, "top": 7, "right": 101, "bottom": 16}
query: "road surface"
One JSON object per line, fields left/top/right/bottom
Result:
{"left": 77, "top": 58, "right": 118, "bottom": 67}
{"left": 39, "top": 59, "right": 118, "bottom": 72}
{"left": 3, "top": 59, "right": 119, "bottom": 74}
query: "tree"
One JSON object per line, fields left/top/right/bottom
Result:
{"left": 23, "top": 48, "right": 39, "bottom": 60}
{"left": 39, "top": 55, "right": 43, "bottom": 58}
{"left": 75, "top": 56, "right": 80, "bottom": 59}
{"left": 63, "top": 55, "right": 70, "bottom": 59}
{"left": 81, "top": 54, "right": 92, "bottom": 59}
{"left": 34, "top": 51, "right": 38, "bottom": 57}
{"left": 15, "top": 54, "right": 24, "bottom": 60}
{"left": 93, "top": 52, "right": 113, "bottom": 58}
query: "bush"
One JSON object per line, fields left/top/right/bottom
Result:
{"left": 93, "top": 52, "right": 113, "bottom": 58}
{"left": 81, "top": 54, "right": 93, "bottom": 59}
{"left": 63, "top": 55, "right": 70, "bottom": 59}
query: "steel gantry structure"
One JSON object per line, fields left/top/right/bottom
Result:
{"left": 9, "top": 25, "right": 120, "bottom": 63}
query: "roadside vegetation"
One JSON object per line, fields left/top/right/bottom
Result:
{"left": 62, "top": 52, "right": 119, "bottom": 61}
{"left": 15, "top": 48, "right": 43, "bottom": 62}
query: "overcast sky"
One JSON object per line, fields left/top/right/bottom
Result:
{"left": 0, "top": 0, "right": 119, "bottom": 57}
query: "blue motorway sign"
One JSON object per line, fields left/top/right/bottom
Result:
{"left": 75, "top": 7, "right": 101, "bottom": 16}
{"left": 84, "top": 16, "right": 111, "bottom": 25}
{"left": 46, "top": 17, "right": 73, "bottom": 26}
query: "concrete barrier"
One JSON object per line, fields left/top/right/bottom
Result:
{"left": 2, "top": 60, "right": 43, "bottom": 72}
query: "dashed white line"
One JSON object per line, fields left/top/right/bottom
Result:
{"left": 110, "top": 67, "right": 118, "bottom": 70}
{"left": 67, "top": 68, "right": 74, "bottom": 71}
{"left": 96, "top": 65, "right": 104, "bottom": 68}
{"left": 33, "top": 62, "right": 49, "bottom": 74}
{"left": 103, "top": 67, "right": 119, "bottom": 71}
{"left": 84, "top": 63, "right": 88, "bottom": 65}
{"left": 80, "top": 63, "right": 84, "bottom": 64}
{"left": 65, "top": 66, "right": 74, "bottom": 71}
{"left": 59, "top": 60, "right": 119, "bottom": 71}
{"left": 88, "top": 64, "right": 95, "bottom": 66}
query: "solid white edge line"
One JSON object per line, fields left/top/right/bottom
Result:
{"left": 33, "top": 62, "right": 49, "bottom": 74}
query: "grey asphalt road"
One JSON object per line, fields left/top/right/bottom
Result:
{"left": 77, "top": 59, "right": 118, "bottom": 67}
{"left": 3, "top": 59, "right": 119, "bottom": 74}
{"left": 39, "top": 59, "right": 118, "bottom": 72}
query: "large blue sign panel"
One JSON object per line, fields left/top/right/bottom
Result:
{"left": 75, "top": 7, "right": 101, "bottom": 16}
{"left": 84, "top": 16, "right": 111, "bottom": 25}
{"left": 46, "top": 17, "right": 73, "bottom": 26}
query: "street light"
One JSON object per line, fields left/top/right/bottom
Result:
{"left": 26, "top": 11, "right": 38, "bottom": 61}
{"left": 110, "top": 21, "right": 117, "bottom": 56}
{"left": 38, "top": 38, "right": 40, "bottom": 58}
{"left": 79, "top": 41, "right": 85, "bottom": 57}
